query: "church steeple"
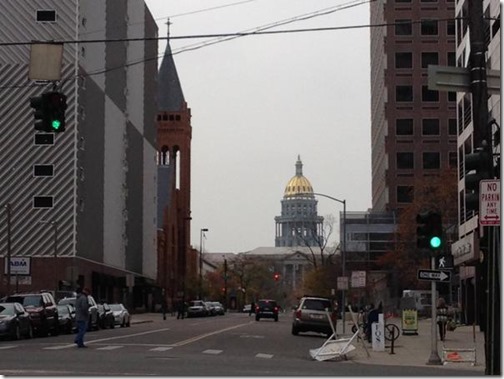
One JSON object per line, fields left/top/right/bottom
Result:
{"left": 158, "top": 19, "right": 185, "bottom": 112}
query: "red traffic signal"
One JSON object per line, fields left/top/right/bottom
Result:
{"left": 273, "top": 273, "right": 280, "bottom": 281}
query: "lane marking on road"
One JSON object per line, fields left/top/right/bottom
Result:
{"left": 84, "top": 327, "right": 172, "bottom": 345}
{"left": 43, "top": 344, "right": 76, "bottom": 350}
{"left": 0, "top": 345, "right": 18, "bottom": 350}
{"left": 170, "top": 322, "right": 251, "bottom": 347}
{"left": 150, "top": 347, "right": 173, "bottom": 352}
{"left": 96, "top": 346, "right": 124, "bottom": 350}
{"left": 202, "top": 349, "right": 223, "bottom": 355}
{"left": 255, "top": 353, "right": 274, "bottom": 359}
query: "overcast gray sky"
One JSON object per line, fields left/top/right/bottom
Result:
{"left": 145, "top": 0, "right": 372, "bottom": 253}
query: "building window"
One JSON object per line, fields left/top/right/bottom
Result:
{"left": 395, "top": 19, "right": 412, "bottom": 35}
{"left": 422, "top": 119, "right": 440, "bottom": 135}
{"left": 396, "top": 119, "right": 414, "bottom": 135}
{"left": 447, "top": 19, "right": 456, "bottom": 35}
{"left": 421, "top": 52, "right": 438, "bottom": 68}
{"left": 397, "top": 186, "right": 414, "bottom": 203}
{"left": 395, "top": 0, "right": 411, "bottom": 2}
{"left": 421, "top": 19, "right": 438, "bottom": 35}
{"left": 33, "top": 165, "right": 54, "bottom": 177}
{"left": 396, "top": 85, "right": 413, "bottom": 102}
{"left": 397, "top": 152, "right": 414, "bottom": 169}
{"left": 422, "top": 85, "right": 439, "bottom": 102}
{"left": 447, "top": 52, "right": 456, "bottom": 67}
{"left": 36, "top": 9, "right": 56, "bottom": 22}
{"left": 395, "top": 52, "right": 413, "bottom": 68}
{"left": 449, "top": 152, "right": 458, "bottom": 169}
{"left": 448, "top": 119, "right": 457, "bottom": 135}
{"left": 33, "top": 196, "right": 54, "bottom": 209}
{"left": 34, "top": 134, "right": 54, "bottom": 145}
{"left": 423, "top": 152, "right": 440, "bottom": 169}
{"left": 448, "top": 91, "right": 456, "bottom": 102}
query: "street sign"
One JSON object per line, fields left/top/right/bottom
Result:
{"left": 480, "top": 180, "right": 500, "bottom": 226}
{"left": 337, "top": 276, "right": 348, "bottom": 290}
{"left": 417, "top": 269, "right": 451, "bottom": 282}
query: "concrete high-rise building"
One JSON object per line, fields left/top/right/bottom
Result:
{"left": 0, "top": 1, "right": 158, "bottom": 306}
{"left": 451, "top": 0, "right": 500, "bottom": 326}
{"left": 370, "top": 0, "right": 458, "bottom": 213}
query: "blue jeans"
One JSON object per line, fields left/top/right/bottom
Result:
{"left": 75, "top": 320, "right": 88, "bottom": 346}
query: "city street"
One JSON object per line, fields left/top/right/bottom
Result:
{"left": 0, "top": 312, "right": 483, "bottom": 376}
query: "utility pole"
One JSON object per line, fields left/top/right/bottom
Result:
{"left": 468, "top": 1, "right": 500, "bottom": 375}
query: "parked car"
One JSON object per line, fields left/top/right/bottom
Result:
{"left": 291, "top": 296, "right": 337, "bottom": 337}
{"left": 205, "top": 301, "right": 217, "bottom": 316}
{"left": 97, "top": 303, "right": 115, "bottom": 329}
{"left": 58, "top": 295, "right": 99, "bottom": 331}
{"left": 255, "top": 299, "right": 279, "bottom": 322}
{"left": 56, "top": 304, "right": 76, "bottom": 334}
{"left": 187, "top": 300, "right": 208, "bottom": 317}
{"left": 109, "top": 303, "right": 131, "bottom": 327}
{"left": 4, "top": 293, "right": 59, "bottom": 337}
{"left": 0, "top": 302, "right": 33, "bottom": 340}
{"left": 211, "top": 302, "right": 225, "bottom": 315}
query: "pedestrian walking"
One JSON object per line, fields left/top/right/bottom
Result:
{"left": 249, "top": 302, "right": 255, "bottom": 316}
{"left": 436, "top": 297, "right": 448, "bottom": 341}
{"left": 74, "top": 287, "right": 90, "bottom": 348}
{"left": 176, "top": 298, "right": 185, "bottom": 319}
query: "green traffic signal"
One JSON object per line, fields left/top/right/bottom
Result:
{"left": 430, "top": 236, "right": 441, "bottom": 249}
{"left": 51, "top": 119, "right": 62, "bottom": 130}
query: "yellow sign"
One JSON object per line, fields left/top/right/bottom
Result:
{"left": 401, "top": 309, "right": 418, "bottom": 334}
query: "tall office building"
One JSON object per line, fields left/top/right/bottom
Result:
{"left": 451, "top": 0, "right": 500, "bottom": 325}
{"left": 370, "top": 0, "right": 458, "bottom": 213}
{"left": 0, "top": 1, "right": 158, "bottom": 305}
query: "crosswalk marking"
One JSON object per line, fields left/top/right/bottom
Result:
{"left": 149, "top": 347, "right": 173, "bottom": 352}
{"left": 255, "top": 353, "right": 273, "bottom": 359}
{"left": 0, "top": 345, "right": 17, "bottom": 350}
{"left": 202, "top": 349, "right": 222, "bottom": 355}
{"left": 96, "top": 345, "right": 124, "bottom": 350}
{"left": 43, "top": 344, "right": 75, "bottom": 350}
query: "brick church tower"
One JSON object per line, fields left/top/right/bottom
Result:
{"left": 156, "top": 23, "right": 192, "bottom": 307}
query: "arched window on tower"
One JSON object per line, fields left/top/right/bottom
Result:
{"left": 158, "top": 146, "right": 170, "bottom": 165}
{"left": 173, "top": 147, "right": 181, "bottom": 190}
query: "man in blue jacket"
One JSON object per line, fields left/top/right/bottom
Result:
{"left": 74, "top": 287, "right": 90, "bottom": 348}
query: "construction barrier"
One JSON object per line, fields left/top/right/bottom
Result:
{"left": 442, "top": 347, "right": 477, "bottom": 366}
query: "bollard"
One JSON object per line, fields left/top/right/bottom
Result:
{"left": 389, "top": 327, "right": 395, "bottom": 355}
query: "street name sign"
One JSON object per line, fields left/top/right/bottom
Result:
{"left": 480, "top": 180, "right": 500, "bottom": 226}
{"left": 417, "top": 269, "right": 451, "bottom": 282}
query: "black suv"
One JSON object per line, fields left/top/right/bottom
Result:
{"left": 255, "top": 299, "right": 279, "bottom": 322}
{"left": 291, "top": 296, "right": 337, "bottom": 337}
{"left": 4, "top": 292, "right": 59, "bottom": 337}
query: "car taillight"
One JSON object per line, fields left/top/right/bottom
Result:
{"left": 273, "top": 306, "right": 278, "bottom": 313}
{"left": 255, "top": 306, "right": 259, "bottom": 312}
{"left": 295, "top": 310, "right": 302, "bottom": 319}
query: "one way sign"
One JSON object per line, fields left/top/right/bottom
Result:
{"left": 417, "top": 269, "right": 451, "bottom": 282}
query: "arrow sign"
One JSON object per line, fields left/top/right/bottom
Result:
{"left": 417, "top": 269, "right": 451, "bottom": 282}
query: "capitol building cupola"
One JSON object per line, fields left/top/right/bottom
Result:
{"left": 275, "top": 156, "right": 324, "bottom": 247}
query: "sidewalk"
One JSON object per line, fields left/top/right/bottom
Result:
{"left": 337, "top": 317, "right": 485, "bottom": 372}
{"left": 130, "top": 313, "right": 485, "bottom": 372}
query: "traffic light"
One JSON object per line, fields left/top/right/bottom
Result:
{"left": 46, "top": 92, "right": 67, "bottom": 132}
{"left": 29, "top": 91, "right": 67, "bottom": 133}
{"left": 464, "top": 147, "right": 492, "bottom": 212}
{"left": 30, "top": 94, "right": 49, "bottom": 132}
{"left": 273, "top": 273, "right": 280, "bottom": 281}
{"left": 416, "top": 210, "right": 443, "bottom": 252}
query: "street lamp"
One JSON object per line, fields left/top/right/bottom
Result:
{"left": 307, "top": 192, "right": 347, "bottom": 333}
{"left": 39, "top": 219, "right": 58, "bottom": 294}
{"left": 199, "top": 228, "right": 208, "bottom": 300}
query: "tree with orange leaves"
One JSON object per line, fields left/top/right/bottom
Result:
{"left": 377, "top": 168, "right": 458, "bottom": 294}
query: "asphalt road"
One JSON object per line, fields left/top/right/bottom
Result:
{"left": 0, "top": 312, "right": 481, "bottom": 376}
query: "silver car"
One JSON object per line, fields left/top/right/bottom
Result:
{"left": 109, "top": 303, "right": 131, "bottom": 327}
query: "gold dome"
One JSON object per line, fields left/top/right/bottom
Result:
{"left": 283, "top": 156, "right": 314, "bottom": 198}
